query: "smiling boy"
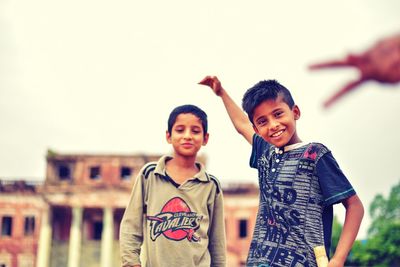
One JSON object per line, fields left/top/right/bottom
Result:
{"left": 199, "top": 76, "right": 364, "bottom": 267}
{"left": 120, "top": 104, "right": 226, "bottom": 267}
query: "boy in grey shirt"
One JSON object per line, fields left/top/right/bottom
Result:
{"left": 120, "top": 104, "right": 226, "bottom": 267}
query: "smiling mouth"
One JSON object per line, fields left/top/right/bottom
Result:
{"left": 270, "top": 129, "right": 284, "bottom": 138}
{"left": 182, "top": 143, "right": 193, "bottom": 147}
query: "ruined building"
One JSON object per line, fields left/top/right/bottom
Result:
{"left": 0, "top": 151, "right": 258, "bottom": 267}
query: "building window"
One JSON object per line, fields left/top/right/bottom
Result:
{"left": 89, "top": 166, "right": 101, "bottom": 180}
{"left": 24, "top": 216, "right": 35, "bottom": 236}
{"left": 93, "top": 221, "right": 103, "bottom": 240}
{"left": 58, "top": 165, "right": 71, "bottom": 180}
{"left": 239, "top": 219, "right": 248, "bottom": 238}
{"left": 1, "top": 216, "right": 13, "bottom": 236}
{"left": 120, "top": 167, "right": 132, "bottom": 180}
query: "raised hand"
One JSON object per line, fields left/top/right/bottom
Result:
{"left": 198, "top": 75, "right": 223, "bottom": 96}
{"left": 309, "top": 34, "right": 400, "bottom": 108}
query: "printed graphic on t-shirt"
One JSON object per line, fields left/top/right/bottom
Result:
{"left": 147, "top": 197, "right": 203, "bottom": 242}
{"left": 247, "top": 144, "right": 327, "bottom": 267}
{"left": 303, "top": 145, "right": 320, "bottom": 160}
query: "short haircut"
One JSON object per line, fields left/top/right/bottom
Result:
{"left": 167, "top": 104, "right": 208, "bottom": 135}
{"left": 242, "top": 80, "right": 295, "bottom": 123}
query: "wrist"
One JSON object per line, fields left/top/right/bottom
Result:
{"left": 330, "top": 254, "right": 346, "bottom": 265}
{"left": 216, "top": 87, "right": 225, "bottom": 97}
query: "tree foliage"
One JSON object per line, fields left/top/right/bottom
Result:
{"left": 349, "top": 181, "right": 400, "bottom": 266}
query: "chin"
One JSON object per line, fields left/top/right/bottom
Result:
{"left": 269, "top": 140, "right": 287, "bottom": 148}
{"left": 178, "top": 151, "right": 198, "bottom": 158}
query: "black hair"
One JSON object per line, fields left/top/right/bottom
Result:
{"left": 241, "top": 80, "right": 295, "bottom": 123}
{"left": 167, "top": 104, "right": 208, "bottom": 135}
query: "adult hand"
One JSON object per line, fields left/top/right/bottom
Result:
{"left": 309, "top": 34, "right": 400, "bottom": 108}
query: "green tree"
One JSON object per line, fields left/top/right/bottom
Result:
{"left": 350, "top": 181, "right": 400, "bottom": 267}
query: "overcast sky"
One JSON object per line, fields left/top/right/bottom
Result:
{"left": 1, "top": 0, "right": 400, "bottom": 238}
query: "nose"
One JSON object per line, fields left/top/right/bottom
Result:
{"left": 183, "top": 129, "right": 192, "bottom": 139}
{"left": 269, "top": 119, "right": 280, "bottom": 131}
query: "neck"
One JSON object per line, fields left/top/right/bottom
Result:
{"left": 169, "top": 154, "right": 197, "bottom": 169}
{"left": 287, "top": 132, "right": 302, "bottom": 146}
{"left": 166, "top": 154, "right": 199, "bottom": 184}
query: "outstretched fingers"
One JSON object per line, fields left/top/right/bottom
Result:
{"left": 323, "top": 79, "right": 364, "bottom": 108}
{"left": 309, "top": 59, "right": 353, "bottom": 70}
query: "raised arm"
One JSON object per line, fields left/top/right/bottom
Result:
{"left": 199, "top": 76, "right": 255, "bottom": 144}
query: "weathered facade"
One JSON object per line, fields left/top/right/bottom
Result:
{"left": 0, "top": 152, "right": 258, "bottom": 267}
{"left": 0, "top": 181, "right": 45, "bottom": 267}
{"left": 224, "top": 183, "right": 259, "bottom": 266}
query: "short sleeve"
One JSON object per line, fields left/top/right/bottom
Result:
{"left": 250, "top": 134, "right": 271, "bottom": 168}
{"left": 316, "top": 152, "right": 356, "bottom": 206}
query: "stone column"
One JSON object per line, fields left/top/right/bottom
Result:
{"left": 68, "top": 206, "right": 83, "bottom": 267}
{"left": 36, "top": 208, "right": 52, "bottom": 267}
{"left": 101, "top": 207, "right": 114, "bottom": 267}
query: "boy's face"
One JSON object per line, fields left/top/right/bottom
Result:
{"left": 252, "top": 96, "right": 301, "bottom": 148}
{"left": 166, "top": 113, "right": 209, "bottom": 158}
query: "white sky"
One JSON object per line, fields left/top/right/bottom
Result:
{"left": 1, "top": 0, "right": 400, "bottom": 239}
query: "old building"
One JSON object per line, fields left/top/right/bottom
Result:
{"left": 0, "top": 151, "right": 258, "bottom": 267}
{"left": 0, "top": 180, "right": 45, "bottom": 267}
{"left": 224, "top": 183, "right": 259, "bottom": 266}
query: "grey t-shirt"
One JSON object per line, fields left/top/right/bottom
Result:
{"left": 120, "top": 155, "right": 226, "bottom": 267}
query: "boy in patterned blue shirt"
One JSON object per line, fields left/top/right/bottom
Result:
{"left": 199, "top": 76, "right": 364, "bottom": 267}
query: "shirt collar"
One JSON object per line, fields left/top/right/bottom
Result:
{"left": 275, "top": 142, "right": 308, "bottom": 154}
{"left": 154, "top": 155, "right": 209, "bottom": 182}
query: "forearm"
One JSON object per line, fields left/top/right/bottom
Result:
{"left": 218, "top": 87, "right": 254, "bottom": 144}
{"left": 331, "top": 195, "right": 364, "bottom": 264}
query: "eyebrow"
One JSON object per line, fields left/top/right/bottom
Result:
{"left": 173, "top": 124, "right": 202, "bottom": 129}
{"left": 272, "top": 107, "right": 284, "bottom": 113}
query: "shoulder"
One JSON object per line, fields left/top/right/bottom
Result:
{"left": 140, "top": 161, "right": 158, "bottom": 179}
{"left": 251, "top": 134, "right": 273, "bottom": 166}
{"left": 206, "top": 173, "right": 222, "bottom": 194}
{"left": 302, "top": 142, "right": 331, "bottom": 161}
{"left": 253, "top": 134, "right": 270, "bottom": 149}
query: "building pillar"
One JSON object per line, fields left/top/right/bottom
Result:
{"left": 68, "top": 206, "right": 82, "bottom": 267}
{"left": 101, "top": 207, "right": 114, "bottom": 267}
{"left": 36, "top": 208, "right": 52, "bottom": 267}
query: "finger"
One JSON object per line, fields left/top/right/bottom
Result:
{"left": 309, "top": 59, "right": 352, "bottom": 70}
{"left": 198, "top": 77, "right": 213, "bottom": 87}
{"left": 323, "top": 79, "right": 364, "bottom": 108}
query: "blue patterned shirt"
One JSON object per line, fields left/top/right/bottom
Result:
{"left": 246, "top": 134, "right": 355, "bottom": 267}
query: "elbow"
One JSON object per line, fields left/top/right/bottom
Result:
{"left": 344, "top": 195, "right": 365, "bottom": 221}
{"left": 359, "top": 201, "right": 365, "bottom": 220}
{"left": 355, "top": 195, "right": 365, "bottom": 219}
{"left": 352, "top": 197, "right": 365, "bottom": 223}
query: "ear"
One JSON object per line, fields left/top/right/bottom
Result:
{"left": 166, "top": 130, "right": 172, "bottom": 144}
{"left": 293, "top": 105, "right": 301, "bottom": 120}
{"left": 202, "top": 133, "right": 210, "bottom": 146}
{"left": 252, "top": 124, "right": 260, "bottom": 134}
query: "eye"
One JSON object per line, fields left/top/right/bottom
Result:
{"left": 191, "top": 127, "right": 202, "bottom": 134}
{"left": 274, "top": 111, "right": 283, "bottom": 118}
{"left": 174, "top": 127, "right": 184, "bottom": 133}
{"left": 256, "top": 118, "right": 268, "bottom": 126}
